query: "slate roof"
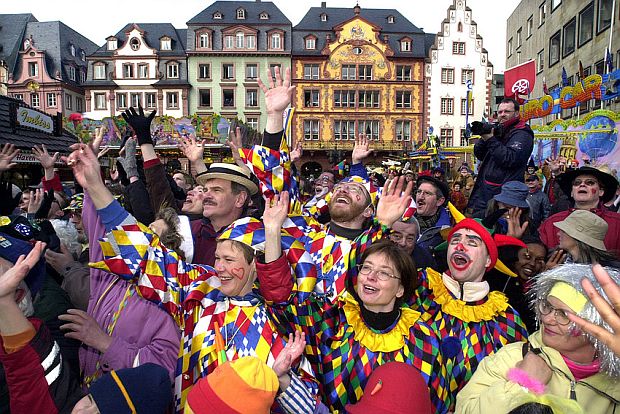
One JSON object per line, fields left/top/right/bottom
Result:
{"left": 12, "top": 21, "right": 98, "bottom": 88}
{"left": 0, "top": 14, "right": 38, "bottom": 74}
{"left": 187, "top": 1, "right": 290, "bottom": 25}
{"left": 292, "top": 7, "right": 429, "bottom": 58}
{"left": 90, "top": 23, "right": 187, "bottom": 57}
{"left": 0, "top": 95, "right": 78, "bottom": 153}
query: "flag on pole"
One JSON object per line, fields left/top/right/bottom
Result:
{"left": 332, "top": 159, "right": 347, "bottom": 176}
{"left": 561, "top": 67, "right": 569, "bottom": 87}
{"left": 503, "top": 60, "right": 536, "bottom": 98}
{"left": 606, "top": 48, "right": 615, "bottom": 73}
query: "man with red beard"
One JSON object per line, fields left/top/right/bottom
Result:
{"left": 414, "top": 216, "right": 529, "bottom": 411}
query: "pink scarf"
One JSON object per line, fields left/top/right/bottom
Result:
{"left": 562, "top": 356, "right": 600, "bottom": 381}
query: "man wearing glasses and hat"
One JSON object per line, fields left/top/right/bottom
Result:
{"left": 539, "top": 166, "right": 620, "bottom": 253}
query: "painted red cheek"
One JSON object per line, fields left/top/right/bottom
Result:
{"left": 591, "top": 188, "right": 597, "bottom": 195}
{"left": 355, "top": 194, "right": 361, "bottom": 202}
{"left": 230, "top": 267, "right": 246, "bottom": 280}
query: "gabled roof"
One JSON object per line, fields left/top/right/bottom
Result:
{"left": 187, "top": 1, "right": 290, "bottom": 25}
{"left": 90, "top": 23, "right": 187, "bottom": 57}
{"left": 0, "top": 95, "right": 78, "bottom": 153}
{"left": 0, "top": 14, "right": 38, "bottom": 74}
{"left": 14, "top": 21, "right": 98, "bottom": 87}
{"left": 295, "top": 7, "right": 422, "bottom": 33}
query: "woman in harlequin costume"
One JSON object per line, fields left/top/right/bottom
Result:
{"left": 256, "top": 191, "right": 449, "bottom": 414}
{"left": 63, "top": 143, "right": 321, "bottom": 414}
{"left": 413, "top": 204, "right": 529, "bottom": 411}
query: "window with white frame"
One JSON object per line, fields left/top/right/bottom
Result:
{"left": 320, "top": 13, "right": 327, "bottom": 22}
{"left": 396, "top": 65, "right": 411, "bottom": 81}
{"left": 246, "top": 89, "right": 258, "bottom": 107}
{"left": 65, "top": 94, "right": 72, "bottom": 110}
{"left": 123, "top": 64, "right": 134, "bottom": 78}
{"left": 395, "top": 120, "right": 411, "bottom": 141}
{"left": 79, "top": 71, "right": 86, "bottom": 83}
{"left": 236, "top": 32, "right": 244, "bottom": 49}
{"left": 269, "top": 64, "right": 281, "bottom": 80}
{"left": 167, "top": 62, "right": 179, "bottom": 79}
{"left": 47, "top": 93, "right": 56, "bottom": 107}
{"left": 517, "top": 28, "right": 522, "bottom": 47}
{"left": 199, "top": 33, "right": 210, "bottom": 49}
{"left": 160, "top": 38, "right": 171, "bottom": 50}
{"left": 358, "top": 90, "right": 380, "bottom": 108}
{"left": 341, "top": 65, "right": 356, "bottom": 80}
{"left": 388, "top": 15, "right": 395, "bottom": 23}
{"left": 198, "top": 64, "right": 210, "bottom": 80}
{"left": 246, "top": 35, "right": 256, "bottom": 49}
{"left": 537, "top": 49, "right": 544, "bottom": 72}
{"left": 94, "top": 63, "right": 106, "bottom": 80}
{"left": 396, "top": 91, "right": 412, "bottom": 108}
{"left": 334, "top": 90, "right": 355, "bottom": 108}
{"left": 246, "top": 117, "right": 259, "bottom": 130}
{"left": 76, "top": 97, "right": 83, "bottom": 112}
{"left": 359, "top": 65, "right": 373, "bottom": 80}
{"left": 166, "top": 92, "right": 179, "bottom": 109}
{"left": 549, "top": 31, "right": 560, "bottom": 66}
{"left": 304, "top": 64, "right": 319, "bottom": 80}
{"left": 304, "top": 90, "right": 319, "bottom": 107}
{"left": 94, "top": 93, "right": 106, "bottom": 109}
{"left": 70, "top": 44, "right": 76, "bottom": 56}
{"left": 30, "top": 93, "right": 39, "bottom": 107}
{"left": 440, "top": 128, "right": 453, "bottom": 147}
{"left": 452, "top": 41, "right": 465, "bottom": 54}
{"left": 225, "top": 35, "right": 234, "bottom": 49}
{"left": 117, "top": 93, "right": 127, "bottom": 109}
{"left": 214, "top": 11, "right": 222, "bottom": 19}
{"left": 259, "top": 12, "right": 269, "bottom": 20}
{"left": 130, "top": 93, "right": 141, "bottom": 108}
{"left": 138, "top": 64, "right": 148, "bottom": 79}
{"left": 400, "top": 39, "right": 411, "bottom": 52}
{"left": 358, "top": 120, "right": 379, "bottom": 140}
{"left": 13, "top": 93, "right": 23, "bottom": 101}
{"left": 460, "top": 98, "right": 474, "bottom": 115}
{"left": 146, "top": 93, "right": 156, "bottom": 108}
{"left": 461, "top": 69, "right": 474, "bottom": 84}
{"left": 441, "top": 68, "right": 454, "bottom": 84}
{"left": 303, "top": 120, "right": 319, "bottom": 140}
{"left": 199, "top": 89, "right": 211, "bottom": 107}
{"left": 246, "top": 64, "right": 258, "bottom": 80}
{"left": 222, "top": 64, "right": 235, "bottom": 80}
{"left": 527, "top": 16, "right": 533, "bottom": 37}
{"left": 270, "top": 33, "right": 282, "bottom": 49}
{"left": 508, "top": 38, "right": 513, "bottom": 56}
{"left": 334, "top": 120, "right": 356, "bottom": 140}
{"left": 107, "top": 39, "right": 117, "bottom": 50}
{"left": 68, "top": 66, "right": 76, "bottom": 81}
{"left": 28, "top": 62, "right": 38, "bottom": 77}
{"left": 305, "top": 37, "right": 316, "bottom": 50}
{"left": 551, "top": 0, "right": 561, "bottom": 11}
{"left": 539, "top": 2, "right": 546, "bottom": 26}
{"left": 237, "top": 8, "right": 245, "bottom": 19}
{"left": 441, "top": 97, "right": 454, "bottom": 114}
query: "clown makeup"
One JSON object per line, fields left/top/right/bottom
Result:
{"left": 447, "top": 228, "right": 491, "bottom": 283}
{"left": 213, "top": 240, "right": 256, "bottom": 297}
{"left": 570, "top": 174, "right": 604, "bottom": 208}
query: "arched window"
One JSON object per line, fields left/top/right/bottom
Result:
{"left": 236, "top": 8, "right": 245, "bottom": 19}
{"left": 130, "top": 37, "right": 140, "bottom": 51}
{"left": 271, "top": 33, "right": 282, "bottom": 49}
{"left": 199, "top": 33, "right": 209, "bottom": 48}
{"left": 458, "top": 22, "right": 463, "bottom": 32}
{"left": 70, "top": 44, "right": 76, "bottom": 56}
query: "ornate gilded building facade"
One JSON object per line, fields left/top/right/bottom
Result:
{"left": 292, "top": 4, "right": 433, "bottom": 173}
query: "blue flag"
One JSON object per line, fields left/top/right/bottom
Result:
{"left": 606, "top": 48, "right": 615, "bottom": 73}
{"left": 561, "top": 67, "right": 569, "bottom": 87}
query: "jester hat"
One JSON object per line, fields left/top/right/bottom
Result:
{"left": 338, "top": 175, "right": 378, "bottom": 206}
{"left": 64, "top": 193, "right": 84, "bottom": 211}
{"left": 443, "top": 202, "right": 527, "bottom": 277}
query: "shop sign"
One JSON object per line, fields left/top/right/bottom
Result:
{"left": 16, "top": 106, "right": 53, "bottom": 133}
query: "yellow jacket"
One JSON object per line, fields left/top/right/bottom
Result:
{"left": 455, "top": 331, "right": 620, "bottom": 414}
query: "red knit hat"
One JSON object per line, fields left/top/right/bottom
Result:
{"left": 447, "top": 218, "right": 526, "bottom": 271}
{"left": 345, "top": 362, "right": 432, "bottom": 414}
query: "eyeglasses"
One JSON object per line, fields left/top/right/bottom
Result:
{"left": 318, "top": 176, "right": 334, "bottom": 184}
{"left": 415, "top": 189, "right": 437, "bottom": 197}
{"left": 538, "top": 300, "right": 572, "bottom": 325}
{"left": 357, "top": 264, "right": 400, "bottom": 281}
{"left": 572, "top": 179, "right": 599, "bottom": 187}
{"left": 334, "top": 183, "right": 365, "bottom": 196}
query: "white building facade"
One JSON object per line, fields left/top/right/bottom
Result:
{"left": 425, "top": 0, "right": 494, "bottom": 148}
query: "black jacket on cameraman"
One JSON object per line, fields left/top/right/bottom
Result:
{"left": 467, "top": 116, "right": 534, "bottom": 217}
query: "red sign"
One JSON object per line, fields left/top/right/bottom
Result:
{"left": 504, "top": 60, "right": 536, "bottom": 99}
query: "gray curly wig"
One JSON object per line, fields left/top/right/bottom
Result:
{"left": 530, "top": 264, "right": 620, "bottom": 378}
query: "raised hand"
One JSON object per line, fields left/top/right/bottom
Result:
{"left": 0, "top": 242, "right": 45, "bottom": 303}
{"left": 257, "top": 66, "right": 295, "bottom": 115}
{"left": 263, "top": 191, "right": 289, "bottom": 232}
{"left": 0, "top": 143, "right": 20, "bottom": 172}
{"left": 506, "top": 207, "right": 529, "bottom": 240}
{"left": 34, "top": 189, "right": 55, "bottom": 219}
{"left": 290, "top": 142, "right": 303, "bottom": 164}
{"left": 352, "top": 134, "right": 372, "bottom": 164}
{"left": 178, "top": 136, "right": 206, "bottom": 163}
{"left": 63, "top": 143, "right": 104, "bottom": 191}
{"left": 121, "top": 105, "right": 156, "bottom": 146}
{"left": 27, "top": 189, "right": 44, "bottom": 215}
{"left": 226, "top": 127, "right": 247, "bottom": 169}
{"left": 545, "top": 248, "right": 567, "bottom": 271}
{"left": 45, "top": 244, "right": 76, "bottom": 274}
{"left": 376, "top": 176, "right": 414, "bottom": 227}
{"left": 568, "top": 265, "right": 620, "bottom": 357}
{"left": 59, "top": 309, "right": 113, "bottom": 353}
{"left": 272, "top": 330, "right": 306, "bottom": 378}
{"left": 32, "top": 144, "right": 59, "bottom": 171}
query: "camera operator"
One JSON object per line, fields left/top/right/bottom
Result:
{"left": 467, "top": 98, "right": 534, "bottom": 218}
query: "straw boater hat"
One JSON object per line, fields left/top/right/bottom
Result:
{"left": 195, "top": 163, "right": 258, "bottom": 195}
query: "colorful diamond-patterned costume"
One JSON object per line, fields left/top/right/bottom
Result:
{"left": 239, "top": 143, "right": 387, "bottom": 301}
{"left": 414, "top": 268, "right": 529, "bottom": 411}
{"left": 91, "top": 207, "right": 319, "bottom": 414}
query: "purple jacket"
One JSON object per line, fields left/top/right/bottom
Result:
{"left": 80, "top": 192, "right": 180, "bottom": 383}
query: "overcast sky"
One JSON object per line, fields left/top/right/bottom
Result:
{"left": 4, "top": 0, "right": 520, "bottom": 72}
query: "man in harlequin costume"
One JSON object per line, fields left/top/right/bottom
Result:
{"left": 63, "top": 143, "right": 321, "bottom": 414}
{"left": 235, "top": 66, "right": 413, "bottom": 302}
{"left": 414, "top": 203, "right": 529, "bottom": 411}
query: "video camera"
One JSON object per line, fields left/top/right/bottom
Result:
{"left": 469, "top": 121, "right": 502, "bottom": 137}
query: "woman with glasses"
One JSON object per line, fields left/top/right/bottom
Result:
{"left": 259, "top": 194, "right": 449, "bottom": 413}
{"left": 456, "top": 264, "right": 620, "bottom": 414}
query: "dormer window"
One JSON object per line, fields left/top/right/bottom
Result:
{"left": 167, "top": 62, "right": 179, "bottom": 79}
{"left": 400, "top": 39, "right": 411, "bottom": 52}
{"left": 260, "top": 12, "right": 269, "bottom": 20}
{"left": 213, "top": 11, "right": 222, "bottom": 19}
{"left": 161, "top": 38, "right": 171, "bottom": 50}
{"left": 388, "top": 15, "right": 395, "bottom": 23}
{"left": 305, "top": 35, "right": 317, "bottom": 50}
{"left": 198, "top": 32, "right": 210, "bottom": 48}
{"left": 23, "top": 38, "right": 31, "bottom": 49}
{"left": 130, "top": 37, "right": 140, "bottom": 51}
{"left": 107, "top": 38, "right": 118, "bottom": 51}
{"left": 236, "top": 8, "right": 246, "bottom": 19}
{"left": 270, "top": 32, "right": 282, "bottom": 50}
{"left": 70, "top": 44, "right": 76, "bottom": 56}
{"left": 80, "top": 50, "right": 86, "bottom": 61}
{"left": 320, "top": 13, "right": 327, "bottom": 22}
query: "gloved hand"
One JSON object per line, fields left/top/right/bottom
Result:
{"left": 35, "top": 189, "right": 55, "bottom": 219}
{"left": 0, "top": 180, "right": 21, "bottom": 215}
{"left": 121, "top": 105, "right": 156, "bottom": 146}
{"left": 116, "top": 138, "right": 138, "bottom": 179}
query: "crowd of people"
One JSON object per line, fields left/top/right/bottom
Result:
{"left": 0, "top": 67, "right": 619, "bottom": 414}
